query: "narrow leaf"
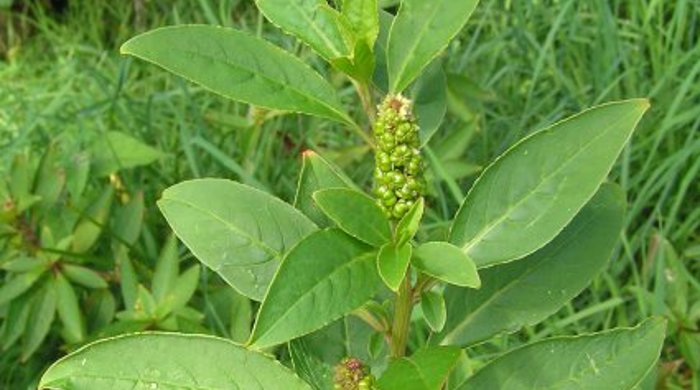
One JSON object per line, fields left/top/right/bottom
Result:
{"left": 412, "top": 242, "right": 480, "bottom": 288}
{"left": 39, "top": 333, "right": 313, "bottom": 390}
{"left": 158, "top": 179, "right": 317, "bottom": 301}
{"left": 439, "top": 184, "right": 625, "bottom": 347}
{"left": 112, "top": 191, "right": 144, "bottom": 246}
{"left": 168, "top": 265, "right": 201, "bottom": 312}
{"left": 250, "top": 229, "right": 380, "bottom": 348}
{"left": 377, "top": 242, "right": 412, "bottom": 291}
{"left": 0, "top": 295, "right": 31, "bottom": 349}
{"left": 121, "top": 25, "right": 351, "bottom": 124}
{"left": 23, "top": 281, "right": 57, "bottom": 360}
{"left": 0, "top": 270, "right": 44, "bottom": 306}
{"left": 458, "top": 318, "right": 666, "bottom": 390}
{"left": 387, "top": 0, "right": 480, "bottom": 92}
{"left": 377, "top": 346, "right": 463, "bottom": 390}
{"left": 55, "top": 273, "right": 84, "bottom": 343}
{"left": 71, "top": 186, "right": 113, "bottom": 253}
{"left": 151, "top": 233, "right": 180, "bottom": 304}
{"left": 450, "top": 100, "right": 649, "bottom": 267}
{"left": 314, "top": 188, "right": 391, "bottom": 246}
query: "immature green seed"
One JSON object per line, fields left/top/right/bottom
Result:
{"left": 372, "top": 95, "right": 425, "bottom": 220}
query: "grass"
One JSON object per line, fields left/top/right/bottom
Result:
{"left": 0, "top": 0, "right": 698, "bottom": 388}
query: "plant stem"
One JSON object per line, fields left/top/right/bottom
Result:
{"left": 390, "top": 274, "right": 413, "bottom": 358}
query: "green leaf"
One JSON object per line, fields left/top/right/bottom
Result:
{"left": 250, "top": 229, "right": 380, "bottom": 348}
{"left": 1, "top": 257, "right": 45, "bottom": 272}
{"left": 294, "top": 150, "right": 357, "bottom": 227}
{"left": 421, "top": 291, "right": 446, "bottom": 332}
{"left": 158, "top": 179, "right": 317, "bottom": 301}
{"left": 331, "top": 38, "right": 376, "bottom": 83}
{"left": 395, "top": 197, "right": 424, "bottom": 246}
{"left": 90, "top": 131, "right": 163, "bottom": 177}
{"left": 439, "top": 184, "right": 626, "bottom": 346}
{"left": 255, "top": 0, "right": 351, "bottom": 61}
{"left": 412, "top": 242, "right": 480, "bottom": 288}
{"left": 387, "top": 0, "right": 480, "bottom": 92}
{"left": 457, "top": 318, "right": 666, "bottom": 390}
{"left": 65, "top": 152, "right": 90, "bottom": 199}
{"left": 151, "top": 233, "right": 179, "bottom": 304}
{"left": 377, "top": 242, "right": 412, "bottom": 291}
{"left": 85, "top": 289, "right": 116, "bottom": 333}
{"left": 0, "top": 270, "right": 44, "bottom": 306}
{"left": 9, "top": 153, "right": 34, "bottom": 203}
{"left": 229, "top": 290, "right": 253, "bottom": 344}
{"left": 34, "top": 144, "right": 66, "bottom": 211}
{"left": 72, "top": 186, "right": 113, "bottom": 253}
{"left": 0, "top": 295, "right": 32, "bottom": 350}
{"left": 412, "top": 61, "right": 447, "bottom": 145}
{"left": 62, "top": 264, "right": 107, "bottom": 289}
{"left": 55, "top": 273, "right": 84, "bottom": 343}
{"left": 38, "top": 333, "right": 313, "bottom": 390}
{"left": 133, "top": 285, "right": 157, "bottom": 318}
{"left": 314, "top": 188, "right": 391, "bottom": 246}
{"left": 342, "top": 0, "right": 379, "bottom": 46}
{"left": 372, "top": 10, "right": 393, "bottom": 92}
{"left": 377, "top": 346, "right": 463, "bottom": 390}
{"left": 118, "top": 252, "right": 138, "bottom": 309}
{"left": 450, "top": 100, "right": 649, "bottom": 267}
{"left": 112, "top": 191, "right": 144, "bottom": 246}
{"left": 22, "top": 281, "right": 57, "bottom": 360}
{"left": 121, "top": 25, "right": 351, "bottom": 124}
{"left": 165, "top": 265, "right": 201, "bottom": 314}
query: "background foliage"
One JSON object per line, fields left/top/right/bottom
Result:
{"left": 0, "top": 0, "right": 698, "bottom": 388}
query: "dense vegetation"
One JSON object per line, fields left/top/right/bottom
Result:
{"left": 1, "top": 1, "right": 698, "bottom": 389}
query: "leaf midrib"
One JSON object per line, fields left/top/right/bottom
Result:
{"left": 253, "top": 252, "right": 374, "bottom": 345}
{"left": 286, "top": 2, "right": 348, "bottom": 58}
{"left": 461, "top": 110, "right": 636, "bottom": 257}
{"left": 388, "top": 1, "right": 441, "bottom": 92}
{"left": 180, "top": 49, "right": 346, "bottom": 121}
{"left": 499, "top": 325, "right": 660, "bottom": 389}
{"left": 159, "top": 197, "right": 281, "bottom": 265}
{"left": 442, "top": 211, "right": 596, "bottom": 345}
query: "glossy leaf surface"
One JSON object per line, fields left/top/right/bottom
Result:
{"left": 158, "top": 179, "right": 317, "bottom": 301}
{"left": 387, "top": 0, "right": 480, "bottom": 92}
{"left": 39, "top": 333, "right": 312, "bottom": 390}
{"left": 255, "top": 0, "right": 351, "bottom": 61}
{"left": 121, "top": 25, "right": 350, "bottom": 123}
{"left": 394, "top": 197, "right": 424, "bottom": 247}
{"left": 450, "top": 100, "right": 649, "bottom": 267}
{"left": 250, "top": 229, "right": 379, "bottom": 348}
{"left": 377, "top": 242, "right": 412, "bottom": 291}
{"left": 440, "top": 184, "right": 625, "bottom": 346}
{"left": 314, "top": 188, "right": 391, "bottom": 246}
{"left": 458, "top": 318, "right": 666, "bottom": 390}
{"left": 377, "top": 346, "right": 463, "bottom": 390}
{"left": 412, "top": 242, "right": 480, "bottom": 288}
